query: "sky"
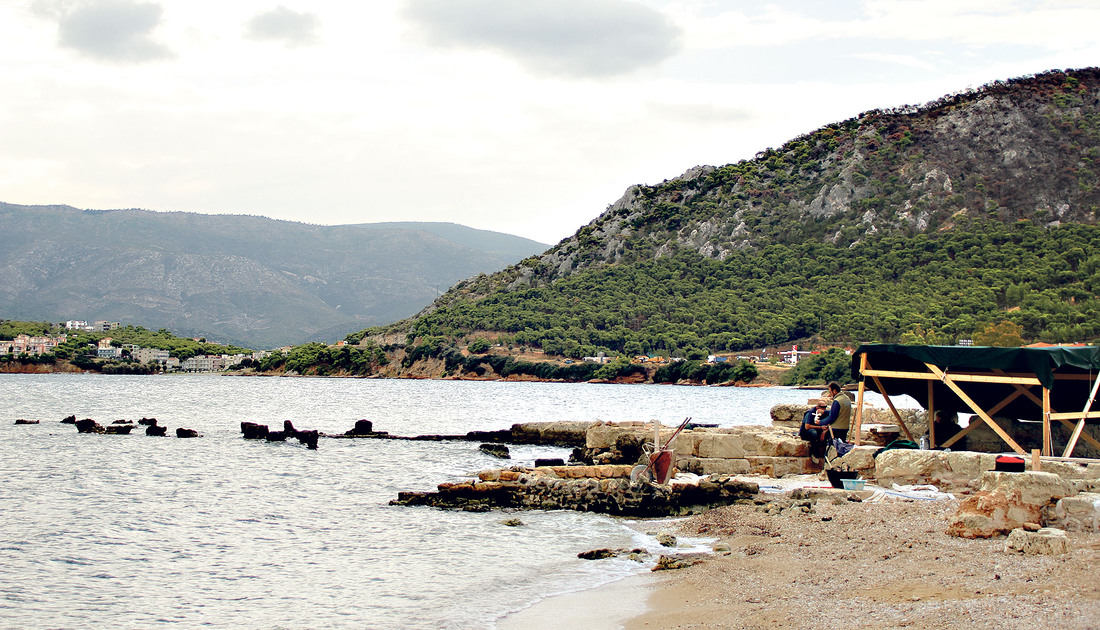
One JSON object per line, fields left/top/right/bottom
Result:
{"left": 1, "top": 1, "right": 1098, "bottom": 244}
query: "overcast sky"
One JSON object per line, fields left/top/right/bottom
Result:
{"left": 1, "top": 1, "right": 1097, "bottom": 243}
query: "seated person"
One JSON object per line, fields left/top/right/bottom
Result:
{"left": 932, "top": 410, "right": 966, "bottom": 450}
{"left": 801, "top": 383, "right": 853, "bottom": 459}
{"left": 800, "top": 402, "right": 827, "bottom": 457}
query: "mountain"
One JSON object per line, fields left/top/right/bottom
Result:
{"left": 0, "top": 205, "right": 547, "bottom": 348}
{"left": 377, "top": 68, "right": 1100, "bottom": 360}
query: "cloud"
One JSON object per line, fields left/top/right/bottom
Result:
{"left": 40, "top": 0, "right": 172, "bottom": 63}
{"left": 402, "top": 0, "right": 682, "bottom": 78}
{"left": 244, "top": 5, "right": 321, "bottom": 47}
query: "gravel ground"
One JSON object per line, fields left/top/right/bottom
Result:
{"left": 628, "top": 495, "right": 1100, "bottom": 629}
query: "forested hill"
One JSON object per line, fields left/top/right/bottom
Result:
{"left": 0, "top": 205, "right": 547, "bottom": 348}
{"left": 368, "top": 68, "right": 1100, "bottom": 359}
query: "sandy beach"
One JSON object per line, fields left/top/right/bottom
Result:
{"left": 502, "top": 489, "right": 1100, "bottom": 629}
{"left": 626, "top": 496, "right": 1100, "bottom": 629}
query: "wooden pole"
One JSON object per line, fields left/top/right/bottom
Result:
{"left": 927, "top": 380, "right": 935, "bottom": 448}
{"left": 1042, "top": 387, "right": 1052, "bottom": 457}
{"left": 871, "top": 375, "right": 913, "bottom": 440}
{"left": 1062, "top": 371, "right": 1100, "bottom": 458}
{"left": 924, "top": 363, "right": 1027, "bottom": 455}
{"left": 854, "top": 353, "right": 868, "bottom": 446}
{"left": 1031, "top": 449, "right": 1041, "bottom": 471}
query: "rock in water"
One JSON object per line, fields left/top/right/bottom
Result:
{"left": 146, "top": 424, "right": 168, "bottom": 436}
{"left": 14, "top": 419, "right": 39, "bottom": 425}
{"left": 479, "top": 443, "right": 511, "bottom": 459}
{"left": 534, "top": 458, "right": 565, "bottom": 467}
{"left": 296, "top": 429, "right": 319, "bottom": 450}
{"left": 241, "top": 422, "right": 269, "bottom": 439}
{"left": 346, "top": 419, "right": 374, "bottom": 435}
{"left": 176, "top": 428, "right": 200, "bottom": 438}
{"left": 75, "top": 419, "right": 104, "bottom": 434}
{"left": 61, "top": 415, "right": 77, "bottom": 424}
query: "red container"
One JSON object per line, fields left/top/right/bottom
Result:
{"left": 650, "top": 449, "right": 675, "bottom": 484}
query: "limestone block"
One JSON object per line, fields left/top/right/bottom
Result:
{"left": 697, "top": 433, "right": 749, "bottom": 459}
{"left": 979, "top": 471, "right": 1074, "bottom": 507}
{"left": 1053, "top": 493, "right": 1100, "bottom": 532}
{"left": 667, "top": 430, "right": 704, "bottom": 456}
{"left": 1034, "top": 460, "right": 1093, "bottom": 479}
{"left": 758, "top": 431, "right": 809, "bottom": 457}
{"left": 770, "top": 403, "right": 810, "bottom": 428}
{"left": 875, "top": 449, "right": 998, "bottom": 491}
{"left": 747, "top": 457, "right": 812, "bottom": 478}
{"left": 1005, "top": 527, "right": 1069, "bottom": 555}
{"left": 694, "top": 458, "right": 750, "bottom": 476}
{"left": 478, "top": 470, "right": 500, "bottom": 482}
{"left": 831, "top": 446, "right": 877, "bottom": 474}
{"left": 586, "top": 424, "right": 637, "bottom": 449}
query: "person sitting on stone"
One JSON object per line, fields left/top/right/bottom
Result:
{"left": 800, "top": 401, "right": 830, "bottom": 460}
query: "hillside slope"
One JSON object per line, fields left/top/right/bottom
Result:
{"left": 376, "top": 68, "right": 1100, "bottom": 359}
{"left": 0, "top": 205, "right": 547, "bottom": 347}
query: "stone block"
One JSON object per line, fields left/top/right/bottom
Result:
{"left": 1053, "top": 492, "right": 1100, "bottom": 532}
{"left": 1005, "top": 527, "right": 1069, "bottom": 555}
{"left": 697, "top": 433, "right": 749, "bottom": 459}
{"left": 978, "top": 471, "right": 1074, "bottom": 506}
{"left": 830, "top": 445, "right": 877, "bottom": 474}
{"left": 694, "top": 458, "right": 751, "bottom": 476}
{"left": 747, "top": 457, "right": 812, "bottom": 478}
{"left": 770, "top": 403, "right": 810, "bottom": 428}
{"left": 667, "top": 430, "right": 704, "bottom": 456}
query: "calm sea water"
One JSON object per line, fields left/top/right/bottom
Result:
{"left": 0, "top": 374, "right": 825, "bottom": 628}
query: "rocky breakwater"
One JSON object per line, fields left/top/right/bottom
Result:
{"left": 323, "top": 420, "right": 596, "bottom": 447}
{"left": 581, "top": 421, "right": 815, "bottom": 478}
{"left": 392, "top": 465, "right": 759, "bottom": 517}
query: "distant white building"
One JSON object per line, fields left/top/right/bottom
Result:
{"left": 93, "top": 321, "right": 121, "bottom": 332}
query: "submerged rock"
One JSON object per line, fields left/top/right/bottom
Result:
{"left": 60, "top": 415, "right": 76, "bottom": 424}
{"left": 14, "top": 419, "right": 39, "bottom": 425}
{"left": 241, "top": 422, "right": 269, "bottom": 440}
{"left": 146, "top": 424, "right": 168, "bottom": 436}
{"left": 479, "top": 443, "right": 511, "bottom": 459}
{"left": 176, "top": 428, "right": 200, "bottom": 438}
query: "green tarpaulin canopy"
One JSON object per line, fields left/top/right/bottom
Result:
{"left": 852, "top": 344, "right": 1100, "bottom": 421}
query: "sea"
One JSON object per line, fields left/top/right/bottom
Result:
{"left": 0, "top": 374, "right": 882, "bottom": 628}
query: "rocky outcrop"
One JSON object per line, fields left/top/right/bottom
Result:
{"left": 392, "top": 467, "right": 759, "bottom": 517}
{"left": 176, "top": 428, "right": 200, "bottom": 438}
{"left": 947, "top": 471, "right": 1075, "bottom": 538}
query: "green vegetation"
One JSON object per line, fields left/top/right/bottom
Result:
{"left": 405, "top": 220, "right": 1100, "bottom": 357}
{"left": 268, "top": 342, "right": 389, "bottom": 376}
{"left": 780, "top": 348, "right": 855, "bottom": 386}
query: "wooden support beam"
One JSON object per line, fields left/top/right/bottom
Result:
{"left": 1055, "top": 418, "right": 1100, "bottom": 452}
{"left": 1049, "top": 411, "right": 1100, "bottom": 420}
{"left": 1062, "top": 372, "right": 1100, "bottom": 458}
{"left": 924, "top": 362, "right": 1027, "bottom": 455}
{"left": 1042, "top": 387, "right": 1052, "bottom": 457}
{"left": 854, "top": 353, "right": 868, "bottom": 446}
{"left": 871, "top": 375, "right": 913, "bottom": 441}
{"left": 927, "top": 380, "right": 936, "bottom": 448}
{"left": 861, "top": 368, "right": 1041, "bottom": 386}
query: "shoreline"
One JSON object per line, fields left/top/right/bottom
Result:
{"left": 495, "top": 571, "right": 659, "bottom": 630}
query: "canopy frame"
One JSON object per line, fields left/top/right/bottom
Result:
{"left": 852, "top": 344, "right": 1100, "bottom": 457}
